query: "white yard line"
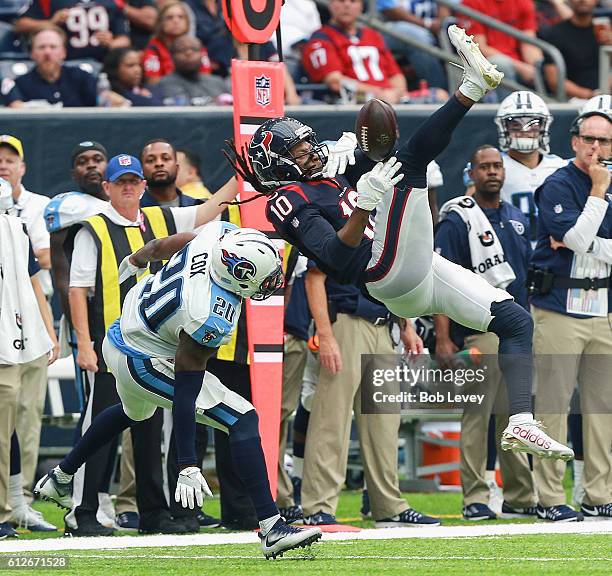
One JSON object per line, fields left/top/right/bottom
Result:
{"left": 1, "top": 521, "right": 610, "bottom": 554}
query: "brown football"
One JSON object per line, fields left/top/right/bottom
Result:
{"left": 355, "top": 98, "right": 399, "bottom": 162}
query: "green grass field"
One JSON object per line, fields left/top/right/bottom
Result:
{"left": 4, "top": 488, "right": 610, "bottom": 576}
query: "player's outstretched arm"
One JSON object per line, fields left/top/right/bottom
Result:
{"left": 193, "top": 177, "right": 239, "bottom": 228}
{"left": 119, "top": 232, "right": 197, "bottom": 283}
{"left": 173, "top": 332, "right": 216, "bottom": 508}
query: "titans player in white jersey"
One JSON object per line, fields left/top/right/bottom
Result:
{"left": 495, "top": 91, "right": 567, "bottom": 242}
{"left": 36, "top": 221, "right": 322, "bottom": 558}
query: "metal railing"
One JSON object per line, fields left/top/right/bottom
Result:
{"left": 435, "top": 0, "right": 567, "bottom": 100}
{"left": 313, "top": 0, "right": 568, "bottom": 101}
{"left": 600, "top": 45, "right": 612, "bottom": 94}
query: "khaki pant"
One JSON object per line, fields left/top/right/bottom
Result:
{"left": 460, "top": 332, "right": 535, "bottom": 507}
{"left": 0, "top": 364, "right": 20, "bottom": 523}
{"left": 302, "top": 314, "right": 407, "bottom": 520}
{"left": 276, "top": 335, "right": 308, "bottom": 508}
{"left": 115, "top": 429, "right": 137, "bottom": 514}
{"left": 532, "top": 306, "right": 612, "bottom": 507}
{"left": 15, "top": 354, "right": 49, "bottom": 490}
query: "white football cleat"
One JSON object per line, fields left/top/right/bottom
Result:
{"left": 501, "top": 419, "right": 574, "bottom": 461}
{"left": 448, "top": 24, "right": 504, "bottom": 101}
{"left": 34, "top": 468, "right": 74, "bottom": 510}
{"left": 260, "top": 518, "right": 322, "bottom": 559}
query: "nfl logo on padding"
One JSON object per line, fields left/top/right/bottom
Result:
{"left": 118, "top": 155, "right": 132, "bottom": 166}
{"left": 255, "top": 75, "right": 271, "bottom": 107}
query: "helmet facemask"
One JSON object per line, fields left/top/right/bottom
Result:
{"left": 496, "top": 115, "right": 551, "bottom": 153}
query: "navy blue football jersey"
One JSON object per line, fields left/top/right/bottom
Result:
{"left": 265, "top": 177, "right": 376, "bottom": 286}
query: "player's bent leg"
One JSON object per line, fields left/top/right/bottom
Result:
{"left": 428, "top": 255, "right": 573, "bottom": 461}
{"left": 366, "top": 187, "right": 433, "bottom": 301}
{"left": 193, "top": 372, "right": 322, "bottom": 557}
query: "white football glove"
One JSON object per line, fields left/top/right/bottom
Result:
{"left": 118, "top": 254, "right": 148, "bottom": 284}
{"left": 175, "top": 466, "right": 213, "bottom": 509}
{"left": 356, "top": 156, "right": 404, "bottom": 211}
{"left": 323, "top": 132, "right": 357, "bottom": 178}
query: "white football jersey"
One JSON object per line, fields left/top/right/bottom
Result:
{"left": 501, "top": 153, "right": 567, "bottom": 234}
{"left": 44, "top": 191, "right": 108, "bottom": 233}
{"left": 114, "top": 221, "right": 242, "bottom": 359}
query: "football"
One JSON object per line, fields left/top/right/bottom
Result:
{"left": 355, "top": 98, "right": 399, "bottom": 162}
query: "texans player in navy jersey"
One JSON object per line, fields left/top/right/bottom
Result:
{"left": 227, "top": 26, "right": 573, "bottom": 462}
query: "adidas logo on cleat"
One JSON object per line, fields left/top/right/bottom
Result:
{"left": 512, "top": 426, "right": 552, "bottom": 449}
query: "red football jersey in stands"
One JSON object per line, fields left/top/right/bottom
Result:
{"left": 142, "top": 37, "right": 212, "bottom": 80}
{"left": 461, "top": 0, "right": 537, "bottom": 61}
{"left": 302, "top": 25, "right": 401, "bottom": 88}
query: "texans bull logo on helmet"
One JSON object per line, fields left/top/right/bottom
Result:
{"left": 221, "top": 249, "right": 257, "bottom": 281}
{"left": 250, "top": 130, "right": 273, "bottom": 171}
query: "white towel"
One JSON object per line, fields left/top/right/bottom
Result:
{"left": 0, "top": 214, "right": 52, "bottom": 364}
{"left": 439, "top": 196, "right": 516, "bottom": 289}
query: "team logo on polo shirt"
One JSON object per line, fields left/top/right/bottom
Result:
{"left": 509, "top": 219, "right": 525, "bottom": 235}
{"left": 554, "top": 204, "right": 563, "bottom": 214}
{"left": 118, "top": 155, "right": 132, "bottom": 166}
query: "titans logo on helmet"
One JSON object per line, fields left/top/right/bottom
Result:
{"left": 249, "top": 130, "right": 273, "bottom": 170}
{"left": 221, "top": 249, "right": 257, "bottom": 281}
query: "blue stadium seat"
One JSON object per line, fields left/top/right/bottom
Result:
{"left": 0, "top": 59, "right": 33, "bottom": 81}
{"left": 64, "top": 59, "right": 102, "bottom": 78}
{"left": 0, "top": 1, "right": 30, "bottom": 23}
{"left": 0, "top": 21, "right": 27, "bottom": 59}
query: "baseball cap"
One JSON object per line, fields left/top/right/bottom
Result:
{"left": 0, "top": 135, "right": 23, "bottom": 159}
{"left": 106, "top": 154, "right": 144, "bottom": 182}
{"left": 71, "top": 140, "right": 108, "bottom": 166}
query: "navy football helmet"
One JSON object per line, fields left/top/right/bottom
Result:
{"left": 247, "top": 117, "right": 328, "bottom": 189}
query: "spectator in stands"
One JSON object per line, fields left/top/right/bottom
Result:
{"left": 176, "top": 147, "right": 212, "bottom": 199}
{"left": 0, "top": 181, "right": 58, "bottom": 539}
{"left": 0, "top": 135, "right": 54, "bottom": 497}
{"left": 435, "top": 145, "right": 536, "bottom": 522}
{"left": 302, "top": 0, "right": 407, "bottom": 104}
{"left": 183, "top": 0, "right": 234, "bottom": 76}
{"left": 14, "top": 0, "right": 130, "bottom": 63}
{"left": 538, "top": 0, "right": 611, "bottom": 99}
{"left": 103, "top": 47, "right": 162, "bottom": 106}
{"left": 140, "top": 138, "right": 202, "bottom": 206}
{"left": 152, "top": 34, "right": 230, "bottom": 105}
{"left": 272, "top": 0, "right": 322, "bottom": 80}
{"left": 377, "top": 0, "right": 451, "bottom": 90}
{"left": 1, "top": 27, "right": 98, "bottom": 108}
{"left": 462, "top": 0, "right": 543, "bottom": 99}
{"left": 123, "top": 1, "right": 158, "bottom": 50}
{"left": 142, "top": 1, "right": 211, "bottom": 84}
{"left": 535, "top": 0, "right": 574, "bottom": 31}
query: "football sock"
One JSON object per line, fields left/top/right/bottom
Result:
{"left": 60, "top": 403, "right": 134, "bottom": 475}
{"left": 8, "top": 474, "right": 26, "bottom": 509}
{"left": 488, "top": 300, "right": 533, "bottom": 415}
{"left": 9, "top": 430, "right": 20, "bottom": 476}
{"left": 397, "top": 95, "right": 470, "bottom": 189}
{"left": 229, "top": 411, "right": 278, "bottom": 521}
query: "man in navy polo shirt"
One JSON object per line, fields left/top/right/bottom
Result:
{"left": 2, "top": 27, "right": 97, "bottom": 108}
{"left": 14, "top": 0, "right": 129, "bottom": 63}
{"left": 530, "top": 109, "right": 612, "bottom": 522}
{"left": 435, "top": 145, "right": 536, "bottom": 522}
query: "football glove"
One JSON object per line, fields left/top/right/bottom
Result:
{"left": 175, "top": 466, "right": 213, "bottom": 509}
{"left": 118, "top": 254, "right": 148, "bottom": 284}
{"left": 323, "top": 132, "right": 357, "bottom": 178}
{"left": 356, "top": 156, "right": 404, "bottom": 211}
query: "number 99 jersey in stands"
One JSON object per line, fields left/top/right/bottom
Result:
{"left": 114, "top": 221, "right": 242, "bottom": 359}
